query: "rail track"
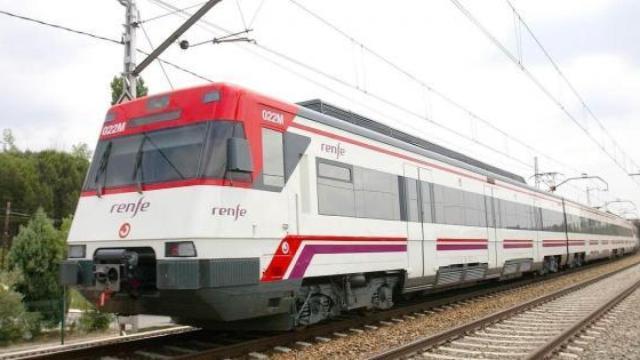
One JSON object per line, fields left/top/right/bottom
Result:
{"left": 7, "top": 256, "right": 639, "bottom": 360}
{"left": 368, "top": 260, "right": 640, "bottom": 360}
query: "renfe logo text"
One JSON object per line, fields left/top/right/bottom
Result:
{"left": 212, "top": 205, "right": 247, "bottom": 221}
{"left": 110, "top": 197, "right": 150, "bottom": 218}
{"left": 321, "top": 143, "right": 345, "bottom": 159}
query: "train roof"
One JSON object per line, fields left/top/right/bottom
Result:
{"left": 297, "top": 99, "right": 526, "bottom": 184}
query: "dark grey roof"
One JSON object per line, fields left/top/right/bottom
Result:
{"left": 297, "top": 99, "right": 526, "bottom": 183}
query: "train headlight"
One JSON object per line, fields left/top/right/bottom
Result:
{"left": 68, "top": 245, "right": 86, "bottom": 258}
{"left": 165, "top": 241, "right": 197, "bottom": 257}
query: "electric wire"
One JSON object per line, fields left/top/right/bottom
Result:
{"left": 139, "top": 22, "right": 175, "bottom": 89}
{"left": 0, "top": 9, "right": 122, "bottom": 45}
{"left": 287, "top": 0, "right": 581, "bottom": 177}
{"left": 137, "top": 1, "right": 206, "bottom": 24}
{"left": 146, "top": 0, "right": 538, "bottom": 173}
{"left": 449, "top": 0, "right": 640, "bottom": 190}
{"left": 286, "top": 0, "right": 610, "bottom": 202}
{"left": 0, "top": 8, "right": 212, "bottom": 83}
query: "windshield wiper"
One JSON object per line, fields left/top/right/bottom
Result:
{"left": 95, "top": 141, "right": 113, "bottom": 197}
{"left": 132, "top": 136, "right": 146, "bottom": 194}
{"left": 145, "top": 135, "right": 186, "bottom": 180}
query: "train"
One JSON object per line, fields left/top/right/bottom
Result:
{"left": 61, "top": 83, "right": 638, "bottom": 330}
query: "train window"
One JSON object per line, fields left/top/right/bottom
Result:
{"left": 420, "top": 181, "right": 434, "bottom": 223}
{"left": 464, "top": 191, "right": 487, "bottom": 227}
{"left": 540, "top": 208, "right": 565, "bottom": 232}
{"left": 497, "top": 199, "right": 536, "bottom": 230}
{"left": 404, "top": 178, "right": 420, "bottom": 222}
{"left": 432, "top": 184, "right": 486, "bottom": 227}
{"left": 353, "top": 167, "right": 401, "bottom": 221}
{"left": 317, "top": 160, "right": 356, "bottom": 217}
{"left": 136, "top": 124, "right": 207, "bottom": 184}
{"left": 262, "top": 128, "right": 285, "bottom": 187}
{"left": 202, "top": 122, "right": 239, "bottom": 178}
{"left": 433, "top": 184, "right": 464, "bottom": 226}
{"left": 318, "top": 161, "right": 351, "bottom": 182}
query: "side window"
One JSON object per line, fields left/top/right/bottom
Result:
{"left": 353, "top": 167, "right": 401, "bottom": 220}
{"left": 404, "top": 178, "right": 420, "bottom": 222}
{"left": 420, "top": 181, "right": 433, "bottom": 223}
{"left": 262, "top": 128, "right": 285, "bottom": 187}
{"left": 317, "top": 160, "right": 355, "bottom": 217}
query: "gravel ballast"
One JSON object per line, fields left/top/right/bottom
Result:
{"left": 560, "top": 285, "right": 640, "bottom": 360}
{"left": 271, "top": 254, "right": 640, "bottom": 360}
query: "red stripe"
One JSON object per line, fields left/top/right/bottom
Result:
{"left": 437, "top": 244, "right": 487, "bottom": 250}
{"left": 437, "top": 238, "right": 488, "bottom": 243}
{"left": 286, "top": 235, "right": 406, "bottom": 242}
{"left": 261, "top": 235, "right": 408, "bottom": 282}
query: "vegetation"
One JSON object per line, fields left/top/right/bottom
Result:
{"left": 7, "top": 209, "right": 67, "bottom": 327}
{"left": 110, "top": 76, "right": 149, "bottom": 105}
{"left": 0, "top": 75, "right": 151, "bottom": 343}
{"left": 0, "top": 131, "right": 90, "bottom": 227}
{"left": 0, "top": 271, "right": 41, "bottom": 344}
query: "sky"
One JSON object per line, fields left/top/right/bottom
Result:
{"left": 1, "top": 0, "right": 639, "bottom": 217}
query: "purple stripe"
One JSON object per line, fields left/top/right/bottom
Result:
{"left": 288, "top": 244, "right": 407, "bottom": 279}
{"left": 436, "top": 244, "right": 488, "bottom": 251}
{"left": 504, "top": 244, "right": 533, "bottom": 249}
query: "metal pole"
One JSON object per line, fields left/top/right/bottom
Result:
{"left": 60, "top": 285, "right": 66, "bottom": 345}
{"left": 132, "top": 0, "right": 223, "bottom": 77}
{"left": 1, "top": 201, "right": 10, "bottom": 269}
{"left": 119, "top": 0, "right": 139, "bottom": 102}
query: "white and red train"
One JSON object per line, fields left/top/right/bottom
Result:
{"left": 62, "top": 83, "right": 638, "bottom": 330}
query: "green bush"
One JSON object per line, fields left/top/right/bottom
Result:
{"left": 7, "top": 208, "right": 66, "bottom": 327}
{"left": 0, "top": 271, "right": 41, "bottom": 344}
{"left": 78, "top": 306, "right": 113, "bottom": 333}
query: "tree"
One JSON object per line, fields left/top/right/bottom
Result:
{"left": 110, "top": 76, "right": 149, "bottom": 105}
{"left": 7, "top": 208, "right": 66, "bottom": 326}
{"left": 71, "top": 143, "right": 92, "bottom": 160}
{"left": 0, "top": 147, "right": 89, "bottom": 225}
{"left": 2, "top": 129, "right": 18, "bottom": 152}
{"left": 0, "top": 270, "right": 41, "bottom": 343}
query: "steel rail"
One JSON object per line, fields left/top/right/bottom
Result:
{"left": 19, "top": 256, "right": 638, "bottom": 360}
{"left": 525, "top": 277, "right": 640, "bottom": 359}
{"left": 367, "top": 259, "right": 640, "bottom": 360}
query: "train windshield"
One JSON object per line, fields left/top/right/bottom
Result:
{"left": 83, "top": 121, "right": 242, "bottom": 191}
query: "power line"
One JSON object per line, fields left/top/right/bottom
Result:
{"left": 147, "top": 0, "right": 538, "bottom": 173}
{"left": 0, "top": 9, "right": 122, "bottom": 45}
{"left": 449, "top": 0, "right": 640, "bottom": 190}
{"left": 139, "top": 22, "right": 175, "bottom": 89}
{"left": 286, "top": 0, "right": 614, "bottom": 202}
{"left": 137, "top": 1, "right": 206, "bottom": 24}
{"left": 0, "top": 8, "right": 212, "bottom": 82}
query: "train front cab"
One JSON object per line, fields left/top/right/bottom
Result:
{"left": 60, "top": 84, "right": 312, "bottom": 330}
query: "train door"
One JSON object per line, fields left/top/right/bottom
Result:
{"left": 403, "top": 164, "right": 424, "bottom": 278}
{"left": 418, "top": 168, "right": 435, "bottom": 277}
{"left": 484, "top": 185, "right": 498, "bottom": 269}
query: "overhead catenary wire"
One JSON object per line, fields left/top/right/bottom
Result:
{"left": 286, "top": 0, "right": 582, "bottom": 178}
{"left": 285, "top": 0, "right": 610, "bottom": 202}
{"left": 146, "top": 0, "right": 614, "bottom": 205}
{"left": 0, "top": 8, "right": 212, "bottom": 82}
{"left": 139, "top": 22, "right": 174, "bottom": 89}
{"left": 449, "top": 0, "right": 640, "bottom": 191}
{"left": 146, "top": 0, "right": 539, "bottom": 173}
{"left": 137, "top": 1, "right": 206, "bottom": 24}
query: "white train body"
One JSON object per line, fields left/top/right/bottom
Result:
{"left": 62, "top": 83, "right": 637, "bottom": 330}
